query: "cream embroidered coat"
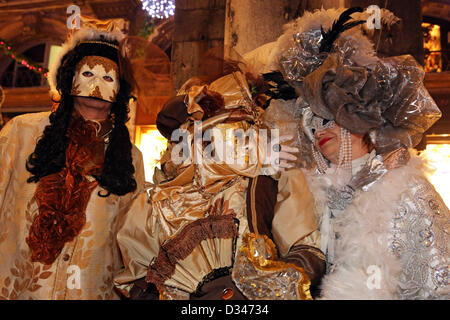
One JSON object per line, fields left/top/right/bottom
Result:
{"left": 0, "top": 112, "right": 145, "bottom": 300}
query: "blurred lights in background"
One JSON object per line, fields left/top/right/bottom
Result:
{"left": 135, "top": 125, "right": 168, "bottom": 183}
{"left": 141, "top": 0, "right": 175, "bottom": 19}
{"left": 420, "top": 136, "right": 450, "bottom": 207}
{"left": 422, "top": 22, "right": 442, "bottom": 72}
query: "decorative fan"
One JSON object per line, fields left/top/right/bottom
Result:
{"left": 146, "top": 197, "right": 240, "bottom": 296}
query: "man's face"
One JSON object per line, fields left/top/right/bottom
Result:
{"left": 71, "top": 56, "right": 119, "bottom": 103}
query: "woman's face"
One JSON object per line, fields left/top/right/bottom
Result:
{"left": 314, "top": 124, "right": 368, "bottom": 164}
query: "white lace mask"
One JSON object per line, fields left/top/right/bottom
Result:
{"left": 71, "top": 56, "right": 119, "bottom": 103}
{"left": 301, "top": 106, "right": 335, "bottom": 142}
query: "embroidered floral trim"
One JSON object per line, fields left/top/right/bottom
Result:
{"left": 75, "top": 56, "right": 118, "bottom": 74}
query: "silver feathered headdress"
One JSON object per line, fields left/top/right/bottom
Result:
{"left": 273, "top": 7, "right": 441, "bottom": 154}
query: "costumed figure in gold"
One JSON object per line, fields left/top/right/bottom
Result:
{"left": 114, "top": 48, "right": 326, "bottom": 300}
{"left": 0, "top": 17, "right": 145, "bottom": 299}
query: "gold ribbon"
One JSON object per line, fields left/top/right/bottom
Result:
{"left": 77, "top": 15, "right": 121, "bottom": 33}
{"left": 239, "top": 233, "right": 313, "bottom": 300}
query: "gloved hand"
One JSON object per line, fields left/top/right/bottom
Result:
{"left": 262, "top": 134, "right": 299, "bottom": 175}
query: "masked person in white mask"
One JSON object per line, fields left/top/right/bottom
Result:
{"left": 0, "top": 17, "right": 145, "bottom": 300}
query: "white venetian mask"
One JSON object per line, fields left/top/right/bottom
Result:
{"left": 71, "top": 56, "right": 119, "bottom": 103}
{"left": 301, "top": 106, "right": 335, "bottom": 142}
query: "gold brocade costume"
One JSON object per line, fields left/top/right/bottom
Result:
{"left": 0, "top": 112, "right": 145, "bottom": 300}
{"left": 114, "top": 72, "right": 320, "bottom": 299}
{"left": 115, "top": 113, "right": 263, "bottom": 298}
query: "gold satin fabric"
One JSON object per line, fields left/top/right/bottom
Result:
{"left": 0, "top": 112, "right": 145, "bottom": 300}
{"left": 272, "top": 168, "right": 319, "bottom": 256}
{"left": 187, "top": 72, "right": 254, "bottom": 121}
{"left": 208, "top": 72, "right": 252, "bottom": 110}
{"left": 115, "top": 114, "right": 268, "bottom": 295}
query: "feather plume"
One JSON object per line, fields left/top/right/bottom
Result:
{"left": 319, "top": 7, "right": 366, "bottom": 53}
{"left": 262, "top": 71, "right": 297, "bottom": 101}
